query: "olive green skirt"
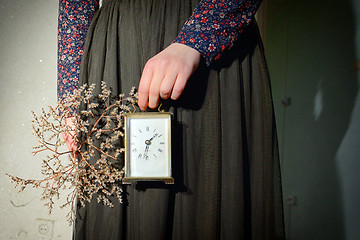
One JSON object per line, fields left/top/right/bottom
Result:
{"left": 76, "top": 0, "right": 285, "bottom": 239}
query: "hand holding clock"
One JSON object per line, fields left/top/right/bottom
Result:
{"left": 138, "top": 43, "right": 201, "bottom": 110}
{"left": 63, "top": 43, "right": 195, "bottom": 156}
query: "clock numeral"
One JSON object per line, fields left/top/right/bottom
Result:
{"left": 146, "top": 126, "right": 149, "bottom": 131}
{"left": 153, "top": 129, "right": 157, "bottom": 133}
{"left": 158, "top": 149, "right": 163, "bottom": 153}
{"left": 160, "top": 142, "right": 165, "bottom": 145}
{"left": 138, "top": 129, "right": 142, "bottom": 133}
{"left": 132, "top": 148, "right": 137, "bottom": 153}
{"left": 153, "top": 154, "right": 157, "bottom": 158}
{"left": 138, "top": 154, "right": 142, "bottom": 159}
{"left": 158, "top": 134, "right": 162, "bottom": 138}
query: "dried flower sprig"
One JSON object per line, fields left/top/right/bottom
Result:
{"left": 7, "top": 82, "right": 138, "bottom": 224}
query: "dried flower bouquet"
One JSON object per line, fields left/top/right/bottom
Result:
{"left": 7, "top": 82, "right": 138, "bottom": 224}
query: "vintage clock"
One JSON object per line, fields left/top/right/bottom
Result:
{"left": 123, "top": 112, "right": 174, "bottom": 184}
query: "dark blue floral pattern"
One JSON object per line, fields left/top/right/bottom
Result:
{"left": 57, "top": 0, "right": 261, "bottom": 101}
{"left": 173, "top": 0, "right": 262, "bottom": 65}
{"left": 57, "top": 0, "right": 98, "bottom": 103}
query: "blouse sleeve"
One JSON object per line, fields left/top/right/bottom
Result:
{"left": 57, "top": 0, "right": 99, "bottom": 103}
{"left": 173, "top": 0, "right": 262, "bottom": 66}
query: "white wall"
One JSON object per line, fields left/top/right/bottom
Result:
{"left": 0, "top": 0, "right": 72, "bottom": 239}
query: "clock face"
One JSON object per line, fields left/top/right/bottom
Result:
{"left": 126, "top": 115, "right": 171, "bottom": 178}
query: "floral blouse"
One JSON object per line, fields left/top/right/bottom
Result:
{"left": 58, "top": 0, "right": 262, "bottom": 101}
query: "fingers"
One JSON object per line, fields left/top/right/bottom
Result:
{"left": 138, "top": 63, "right": 153, "bottom": 110}
{"left": 149, "top": 71, "right": 178, "bottom": 108}
{"left": 145, "top": 67, "right": 179, "bottom": 108}
{"left": 160, "top": 72, "right": 177, "bottom": 100}
{"left": 62, "top": 117, "right": 78, "bottom": 158}
{"left": 63, "top": 131, "right": 77, "bottom": 154}
{"left": 137, "top": 43, "right": 201, "bottom": 110}
{"left": 139, "top": 58, "right": 178, "bottom": 109}
{"left": 148, "top": 69, "right": 164, "bottom": 109}
{"left": 62, "top": 131, "right": 68, "bottom": 140}
{"left": 66, "top": 138, "right": 77, "bottom": 158}
{"left": 170, "top": 67, "right": 192, "bottom": 100}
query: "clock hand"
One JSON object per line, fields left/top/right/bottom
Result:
{"left": 148, "top": 133, "right": 158, "bottom": 142}
{"left": 142, "top": 145, "right": 150, "bottom": 160}
{"left": 142, "top": 132, "right": 160, "bottom": 159}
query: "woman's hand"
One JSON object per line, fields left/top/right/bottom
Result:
{"left": 138, "top": 43, "right": 201, "bottom": 110}
{"left": 62, "top": 117, "right": 77, "bottom": 158}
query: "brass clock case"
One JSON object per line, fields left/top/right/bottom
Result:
{"left": 123, "top": 112, "right": 174, "bottom": 184}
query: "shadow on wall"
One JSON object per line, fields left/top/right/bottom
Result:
{"left": 335, "top": 1, "right": 360, "bottom": 240}
{"left": 303, "top": 0, "right": 358, "bottom": 235}
{"left": 266, "top": 0, "right": 358, "bottom": 239}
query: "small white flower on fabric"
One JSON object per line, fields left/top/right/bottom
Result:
{"left": 212, "top": 24, "right": 220, "bottom": 29}
{"left": 208, "top": 44, "right": 216, "bottom": 52}
{"left": 186, "top": 19, "right": 194, "bottom": 25}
